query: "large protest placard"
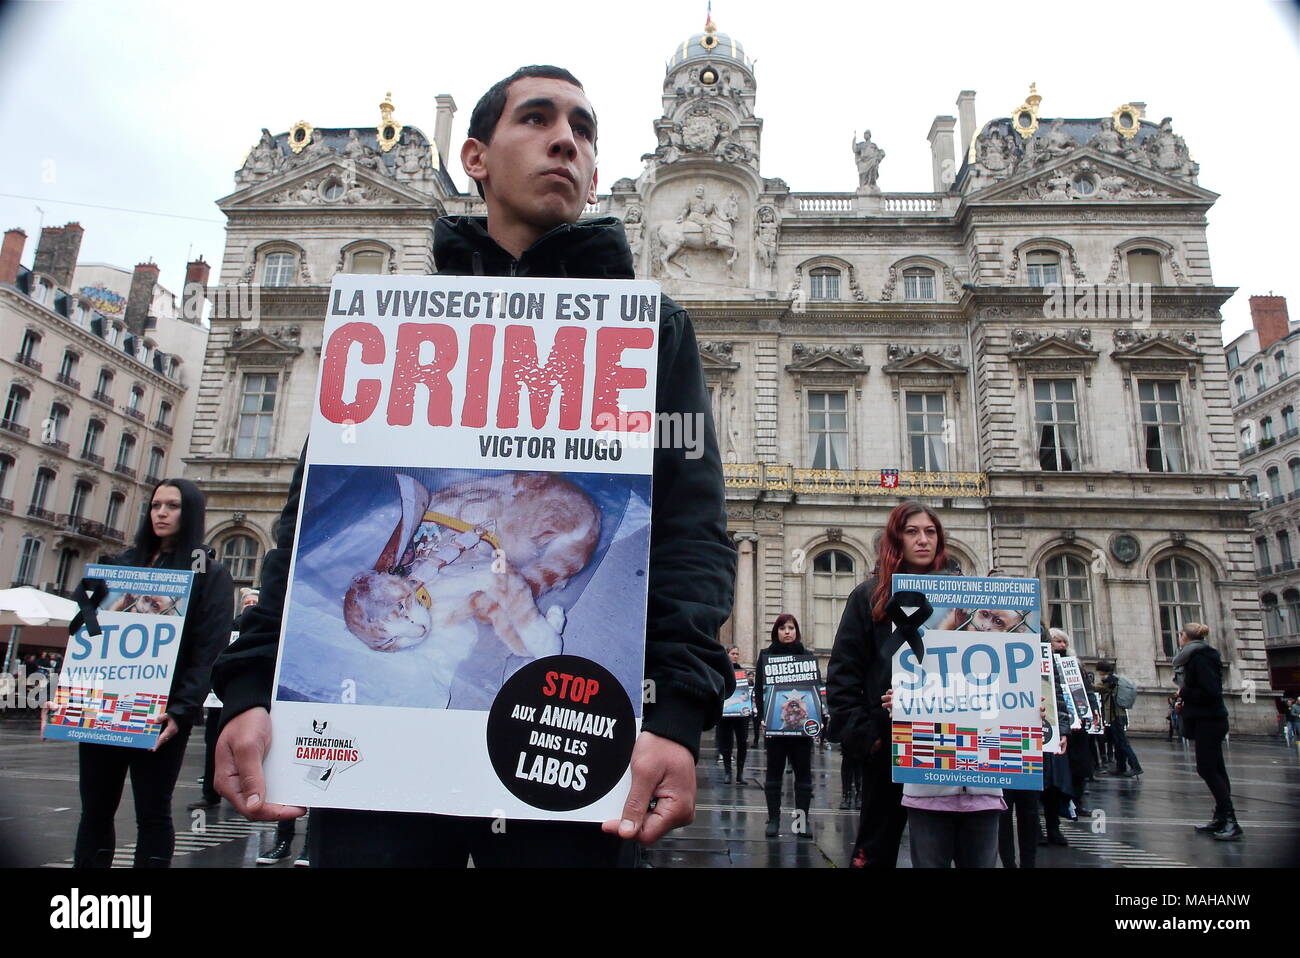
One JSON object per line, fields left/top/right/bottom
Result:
{"left": 264, "top": 274, "right": 660, "bottom": 821}
{"left": 722, "top": 668, "right": 753, "bottom": 718}
{"left": 890, "top": 574, "right": 1044, "bottom": 789}
{"left": 44, "top": 564, "right": 194, "bottom": 749}
{"left": 1041, "top": 641, "right": 1063, "bottom": 754}
{"left": 761, "top": 654, "right": 823, "bottom": 737}
{"left": 1056, "top": 655, "right": 1097, "bottom": 732}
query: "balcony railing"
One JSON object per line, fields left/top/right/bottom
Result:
{"left": 113, "top": 464, "right": 137, "bottom": 479}
{"left": 724, "top": 464, "right": 988, "bottom": 498}
{"left": 882, "top": 193, "right": 941, "bottom": 213}
{"left": 794, "top": 194, "right": 855, "bottom": 213}
{"left": 0, "top": 419, "right": 30, "bottom": 438}
{"left": 1279, "top": 560, "right": 1297, "bottom": 572}
{"left": 55, "top": 372, "right": 80, "bottom": 390}
{"left": 143, "top": 473, "right": 161, "bottom": 486}
{"left": 14, "top": 353, "right": 42, "bottom": 372}
{"left": 42, "top": 437, "right": 69, "bottom": 454}
{"left": 1259, "top": 564, "right": 1275, "bottom": 576}
{"left": 26, "top": 505, "right": 56, "bottom": 523}
{"left": 154, "top": 420, "right": 173, "bottom": 435}
{"left": 124, "top": 407, "right": 145, "bottom": 422}
{"left": 104, "top": 525, "right": 126, "bottom": 543}
{"left": 81, "top": 450, "right": 104, "bottom": 467}
{"left": 1265, "top": 632, "right": 1300, "bottom": 649}
{"left": 91, "top": 390, "right": 114, "bottom": 409}
{"left": 0, "top": 498, "right": 12, "bottom": 513}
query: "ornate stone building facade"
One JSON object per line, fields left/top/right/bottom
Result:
{"left": 0, "top": 223, "right": 204, "bottom": 662}
{"left": 1226, "top": 296, "right": 1300, "bottom": 694}
{"left": 189, "top": 21, "right": 1274, "bottom": 731}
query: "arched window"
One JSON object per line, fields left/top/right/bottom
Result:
{"left": 81, "top": 419, "right": 104, "bottom": 461}
{"left": 54, "top": 547, "right": 79, "bottom": 594}
{"left": 1154, "top": 555, "right": 1203, "bottom": 657}
{"left": 1279, "top": 530, "right": 1293, "bottom": 568}
{"left": 808, "top": 267, "right": 840, "bottom": 300}
{"left": 902, "top": 267, "right": 935, "bottom": 301}
{"left": 0, "top": 453, "right": 14, "bottom": 501}
{"left": 1262, "top": 593, "right": 1281, "bottom": 637}
{"left": 1025, "top": 250, "right": 1061, "bottom": 286}
{"left": 157, "top": 400, "right": 173, "bottom": 429}
{"left": 29, "top": 467, "right": 55, "bottom": 512}
{"left": 262, "top": 252, "right": 295, "bottom": 288}
{"left": 222, "top": 534, "right": 261, "bottom": 582}
{"left": 44, "top": 402, "right": 69, "bottom": 446}
{"left": 1256, "top": 365, "right": 1267, "bottom": 390}
{"left": 146, "top": 447, "right": 165, "bottom": 483}
{"left": 1126, "top": 248, "right": 1162, "bottom": 284}
{"left": 1289, "top": 459, "right": 1300, "bottom": 492}
{"left": 94, "top": 368, "right": 114, "bottom": 401}
{"left": 115, "top": 434, "right": 136, "bottom": 472}
{"left": 127, "top": 385, "right": 144, "bottom": 413}
{"left": 350, "top": 250, "right": 386, "bottom": 274}
{"left": 1267, "top": 466, "right": 1282, "bottom": 499}
{"left": 58, "top": 350, "right": 79, "bottom": 386}
{"left": 1044, "top": 553, "right": 1093, "bottom": 656}
{"left": 1246, "top": 474, "right": 1260, "bottom": 499}
{"left": 811, "top": 549, "right": 855, "bottom": 650}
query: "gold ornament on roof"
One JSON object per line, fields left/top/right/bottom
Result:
{"left": 1011, "top": 82, "right": 1041, "bottom": 140}
{"left": 701, "top": 6, "right": 719, "bottom": 49}
{"left": 1111, "top": 104, "right": 1141, "bottom": 140}
{"left": 288, "top": 120, "right": 314, "bottom": 154}
{"left": 377, "top": 92, "right": 403, "bottom": 153}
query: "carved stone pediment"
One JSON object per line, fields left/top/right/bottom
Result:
{"left": 881, "top": 346, "right": 966, "bottom": 399}
{"left": 224, "top": 329, "right": 303, "bottom": 368}
{"left": 1007, "top": 328, "right": 1099, "bottom": 385}
{"left": 971, "top": 148, "right": 1217, "bottom": 204}
{"left": 699, "top": 341, "right": 740, "bottom": 372}
{"left": 1110, "top": 329, "right": 1203, "bottom": 387}
{"left": 220, "top": 160, "right": 429, "bottom": 210}
{"left": 786, "top": 344, "right": 869, "bottom": 373}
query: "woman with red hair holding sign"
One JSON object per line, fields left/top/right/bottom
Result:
{"left": 828, "top": 501, "right": 956, "bottom": 868}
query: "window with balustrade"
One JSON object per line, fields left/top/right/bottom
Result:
{"left": 58, "top": 350, "right": 79, "bottom": 384}
{"left": 811, "top": 549, "right": 855, "bottom": 651}
{"left": 1279, "top": 530, "right": 1293, "bottom": 568}
{"left": 94, "top": 368, "right": 113, "bottom": 400}
{"left": 146, "top": 447, "right": 165, "bottom": 482}
{"left": 0, "top": 454, "right": 13, "bottom": 502}
{"left": 54, "top": 547, "right": 79, "bottom": 594}
{"left": 69, "top": 481, "right": 91, "bottom": 520}
{"left": 18, "top": 330, "right": 41, "bottom": 365}
{"left": 1256, "top": 365, "right": 1267, "bottom": 390}
{"left": 128, "top": 386, "right": 144, "bottom": 413}
{"left": 1262, "top": 416, "right": 1275, "bottom": 441}
{"left": 3, "top": 384, "right": 29, "bottom": 429}
{"left": 1247, "top": 474, "right": 1260, "bottom": 498}
{"left": 1154, "top": 555, "right": 1204, "bottom": 657}
{"left": 157, "top": 400, "right": 172, "bottom": 429}
{"left": 115, "top": 434, "right": 136, "bottom": 471}
{"left": 1284, "top": 407, "right": 1296, "bottom": 433}
{"left": 1256, "top": 536, "right": 1271, "bottom": 569}
{"left": 104, "top": 492, "right": 124, "bottom": 533}
{"left": 82, "top": 419, "right": 104, "bottom": 460}
{"left": 1290, "top": 459, "right": 1300, "bottom": 493}
{"left": 1263, "top": 593, "right": 1281, "bottom": 637}
{"left": 30, "top": 468, "right": 54, "bottom": 512}
{"left": 1044, "top": 553, "right": 1093, "bottom": 656}
{"left": 44, "top": 403, "right": 69, "bottom": 446}
{"left": 1235, "top": 376, "right": 1246, "bottom": 402}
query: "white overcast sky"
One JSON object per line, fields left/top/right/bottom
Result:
{"left": 0, "top": 0, "right": 1295, "bottom": 340}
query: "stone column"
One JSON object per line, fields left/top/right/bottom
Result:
{"left": 734, "top": 533, "right": 759, "bottom": 664}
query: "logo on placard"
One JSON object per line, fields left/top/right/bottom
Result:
{"left": 293, "top": 721, "right": 362, "bottom": 790}
{"left": 803, "top": 718, "right": 821, "bottom": 737}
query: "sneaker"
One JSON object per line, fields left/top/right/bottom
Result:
{"left": 1194, "top": 817, "right": 1226, "bottom": 834}
{"left": 764, "top": 819, "right": 779, "bottom": 838}
{"left": 256, "top": 839, "right": 294, "bottom": 865}
{"left": 293, "top": 856, "right": 309, "bottom": 867}
{"left": 186, "top": 796, "right": 221, "bottom": 811}
{"left": 1047, "top": 831, "right": 1070, "bottom": 847}
{"left": 1212, "top": 816, "right": 1244, "bottom": 841}
{"left": 1123, "top": 769, "right": 1143, "bottom": 778}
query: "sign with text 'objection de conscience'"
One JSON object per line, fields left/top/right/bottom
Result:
{"left": 890, "top": 575, "right": 1044, "bottom": 790}
{"left": 266, "top": 274, "right": 661, "bottom": 822}
{"left": 44, "top": 564, "right": 194, "bottom": 749}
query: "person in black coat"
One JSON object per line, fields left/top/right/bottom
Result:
{"left": 755, "top": 614, "right": 815, "bottom": 838}
{"left": 826, "top": 501, "right": 956, "bottom": 868}
{"left": 72, "top": 478, "right": 233, "bottom": 867}
{"left": 1174, "top": 622, "right": 1242, "bottom": 840}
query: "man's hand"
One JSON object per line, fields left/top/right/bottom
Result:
{"left": 153, "top": 714, "right": 180, "bottom": 750}
{"left": 601, "top": 731, "right": 695, "bottom": 846}
{"left": 214, "top": 707, "right": 305, "bottom": 822}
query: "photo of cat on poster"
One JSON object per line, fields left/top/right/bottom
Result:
{"left": 277, "top": 464, "right": 650, "bottom": 713}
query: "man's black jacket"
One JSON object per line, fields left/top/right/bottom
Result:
{"left": 213, "top": 216, "right": 737, "bottom": 758}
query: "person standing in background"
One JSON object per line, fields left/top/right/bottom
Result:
{"left": 190, "top": 588, "right": 259, "bottom": 812}
{"left": 1174, "top": 622, "right": 1242, "bottom": 841}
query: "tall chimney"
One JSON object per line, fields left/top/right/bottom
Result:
{"left": 185, "top": 257, "right": 211, "bottom": 290}
{"left": 1251, "top": 294, "right": 1291, "bottom": 352}
{"left": 0, "top": 228, "right": 26, "bottom": 286}
{"left": 31, "top": 221, "right": 84, "bottom": 289}
{"left": 182, "top": 257, "right": 211, "bottom": 325}
{"left": 928, "top": 115, "right": 957, "bottom": 192}
{"left": 434, "top": 94, "right": 457, "bottom": 171}
{"left": 956, "top": 91, "right": 977, "bottom": 161}
{"left": 1129, "top": 101, "right": 1147, "bottom": 118}
{"left": 125, "top": 261, "right": 160, "bottom": 336}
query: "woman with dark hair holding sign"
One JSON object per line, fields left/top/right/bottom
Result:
{"left": 756, "top": 614, "right": 815, "bottom": 838}
{"left": 73, "top": 479, "right": 233, "bottom": 867}
{"left": 827, "top": 501, "right": 956, "bottom": 868}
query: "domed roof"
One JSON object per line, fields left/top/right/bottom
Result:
{"left": 669, "top": 12, "right": 753, "bottom": 70}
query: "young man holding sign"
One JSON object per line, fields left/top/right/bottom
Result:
{"left": 212, "top": 66, "right": 736, "bottom": 866}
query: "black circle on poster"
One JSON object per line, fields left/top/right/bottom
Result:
{"left": 486, "top": 655, "right": 636, "bottom": 812}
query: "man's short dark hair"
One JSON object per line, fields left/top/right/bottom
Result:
{"left": 467, "top": 65, "right": 594, "bottom": 199}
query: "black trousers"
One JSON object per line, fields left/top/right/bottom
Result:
{"left": 840, "top": 748, "right": 863, "bottom": 797}
{"left": 763, "top": 736, "right": 813, "bottom": 820}
{"left": 74, "top": 728, "right": 191, "bottom": 868}
{"left": 716, "top": 717, "right": 748, "bottom": 773}
{"left": 1190, "top": 717, "right": 1234, "bottom": 817}
{"left": 852, "top": 745, "right": 906, "bottom": 868}
{"left": 200, "top": 707, "right": 222, "bottom": 803}
{"left": 998, "top": 788, "right": 1039, "bottom": 867}
{"left": 306, "top": 808, "right": 637, "bottom": 867}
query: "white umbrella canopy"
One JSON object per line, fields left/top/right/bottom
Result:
{"left": 0, "top": 587, "right": 80, "bottom": 627}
